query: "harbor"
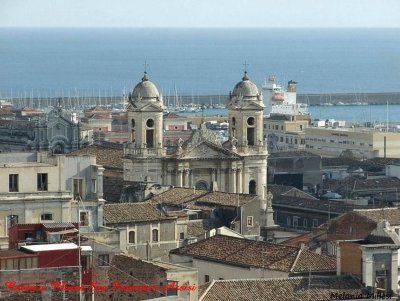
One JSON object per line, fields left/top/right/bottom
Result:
{"left": 2, "top": 92, "right": 400, "bottom": 110}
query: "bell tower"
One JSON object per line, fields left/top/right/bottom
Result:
{"left": 124, "top": 72, "right": 165, "bottom": 183}
{"left": 227, "top": 71, "right": 267, "bottom": 196}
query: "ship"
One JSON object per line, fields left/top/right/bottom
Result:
{"left": 261, "top": 76, "right": 309, "bottom": 116}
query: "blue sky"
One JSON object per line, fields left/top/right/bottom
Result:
{"left": 1, "top": 0, "right": 399, "bottom": 28}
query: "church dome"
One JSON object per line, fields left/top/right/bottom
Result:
{"left": 131, "top": 72, "right": 161, "bottom": 101}
{"left": 231, "top": 72, "right": 259, "bottom": 97}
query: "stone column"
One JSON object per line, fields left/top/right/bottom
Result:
{"left": 183, "top": 169, "right": 190, "bottom": 188}
{"left": 229, "top": 167, "right": 237, "bottom": 193}
{"left": 236, "top": 168, "right": 242, "bottom": 194}
{"left": 177, "top": 170, "right": 183, "bottom": 187}
{"left": 220, "top": 167, "right": 226, "bottom": 192}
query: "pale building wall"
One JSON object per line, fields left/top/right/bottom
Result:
{"left": 169, "top": 255, "right": 288, "bottom": 285}
{"left": 115, "top": 220, "right": 179, "bottom": 262}
{"left": 0, "top": 155, "right": 73, "bottom": 248}
{"left": 167, "top": 268, "right": 198, "bottom": 301}
{"left": 305, "top": 127, "right": 400, "bottom": 158}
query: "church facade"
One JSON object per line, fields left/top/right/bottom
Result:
{"left": 123, "top": 72, "right": 269, "bottom": 198}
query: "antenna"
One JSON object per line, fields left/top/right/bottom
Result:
{"left": 144, "top": 60, "right": 149, "bottom": 73}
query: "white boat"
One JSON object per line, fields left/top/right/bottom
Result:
{"left": 262, "top": 76, "right": 308, "bottom": 116}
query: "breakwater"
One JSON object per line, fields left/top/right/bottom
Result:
{"left": 2, "top": 92, "right": 400, "bottom": 110}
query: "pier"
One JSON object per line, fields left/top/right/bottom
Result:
{"left": 1, "top": 92, "right": 400, "bottom": 110}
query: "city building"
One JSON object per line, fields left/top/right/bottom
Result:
{"left": 0, "top": 151, "right": 106, "bottom": 248}
{"left": 103, "top": 202, "right": 179, "bottom": 261}
{"left": 95, "top": 255, "right": 198, "bottom": 301}
{"left": 267, "top": 150, "right": 322, "bottom": 191}
{"left": 170, "top": 235, "right": 336, "bottom": 285}
{"left": 305, "top": 126, "right": 400, "bottom": 159}
{"left": 0, "top": 106, "right": 81, "bottom": 153}
{"left": 149, "top": 187, "right": 265, "bottom": 240}
{"left": 337, "top": 240, "right": 399, "bottom": 295}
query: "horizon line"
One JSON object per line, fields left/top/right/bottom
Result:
{"left": 1, "top": 26, "right": 399, "bottom": 30}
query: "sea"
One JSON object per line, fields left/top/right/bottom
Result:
{"left": 1, "top": 27, "right": 400, "bottom": 121}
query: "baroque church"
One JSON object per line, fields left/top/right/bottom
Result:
{"left": 123, "top": 71, "right": 270, "bottom": 200}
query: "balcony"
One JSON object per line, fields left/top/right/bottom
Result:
{"left": 124, "top": 145, "right": 166, "bottom": 158}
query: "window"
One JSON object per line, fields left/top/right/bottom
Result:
{"left": 152, "top": 229, "right": 159, "bottom": 242}
{"left": 179, "top": 232, "right": 185, "bottom": 240}
{"left": 312, "top": 219, "right": 318, "bottom": 228}
{"left": 303, "top": 219, "right": 308, "bottom": 228}
{"left": 166, "top": 281, "right": 178, "bottom": 296}
{"left": 91, "top": 179, "right": 97, "bottom": 193}
{"left": 98, "top": 254, "right": 110, "bottom": 266}
{"left": 41, "top": 213, "right": 53, "bottom": 221}
{"left": 247, "top": 117, "right": 255, "bottom": 126}
{"left": 247, "top": 216, "right": 254, "bottom": 227}
{"left": 37, "top": 173, "right": 48, "bottom": 191}
{"left": 80, "top": 211, "right": 89, "bottom": 226}
{"left": 286, "top": 216, "right": 291, "bottom": 226}
{"left": 129, "top": 231, "right": 135, "bottom": 244}
{"left": 249, "top": 180, "right": 256, "bottom": 195}
{"left": 73, "top": 178, "right": 84, "bottom": 200}
{"left": 146, "top": 118, "right": 154, "bottom": 128}
{"left": 25, "top": 232, "right": 33, "bottom": 240}
{"left": 9, "top": 174, "right": 19, "bottom": 192}
{"left": 204, "top": 275, "right": 210, "bottom": 283}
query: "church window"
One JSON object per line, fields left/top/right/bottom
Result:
{"left": 131, "top": 119, "right": 135, "bottom": 128}
{"left": 247, "top": 128, "right": 255, "bottom": 146}
{"left": 146, "top": 119, "right": 154, "bottom": 128}
{"left": 146, "top": 130, "right": 154, "bottom": 148}
{"left": 249, "top": 180, "right": 256, "bottom": 194}
{"left": 247, "top": 117, "right": 255, "bottom": 126}
{"left": 195, "top": 181, "right": 208, "bottom": 190}
{"left": 232, "top": 117, "right": 236, "bottom": 126}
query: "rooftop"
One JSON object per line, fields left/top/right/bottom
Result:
{"left": 68, "top": 144, "right": 123, "bottom": 170}
{"left": 199, "top": 276, "right": 366, "bottom": 301}
{"left": 150, "top": 187, "right": 256, "bottom": 208}
{"left": 170, "top": 235, "right": 336, "bottom": 273}
{"left": 354, "top": 207, "right": 400, "bottom": 226}
{"left": 21, "top": 243, "right": 78, "bottom": 252}
{"left": 104, "top": 202, "right": 176, "bottom": 224}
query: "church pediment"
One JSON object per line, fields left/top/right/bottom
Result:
{"left": 128, "top": 101, "right": 163, "bottom": 112}
{"left": 177, "top": 141, "right": 241, "bottom": 160}
{"left": 227, "top": 100, "right": 264, "bottom": 111}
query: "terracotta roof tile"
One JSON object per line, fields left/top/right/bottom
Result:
{"left": 69, "top": 144, "right": 123, "bottom": 170}
{"left": 150, "top": 187, "right": 256, "bottom": 208}
{"left": 354, "top": 207, "right": 400, "bottom": 226}
{"left": 170, "top": 235, "right": 335, "bottom": 273}
{"left": 199, "top": 276, "right": 367, "bottom": 301}
{"left": 104, "top": 203, "right": 176, "bottom": 224}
